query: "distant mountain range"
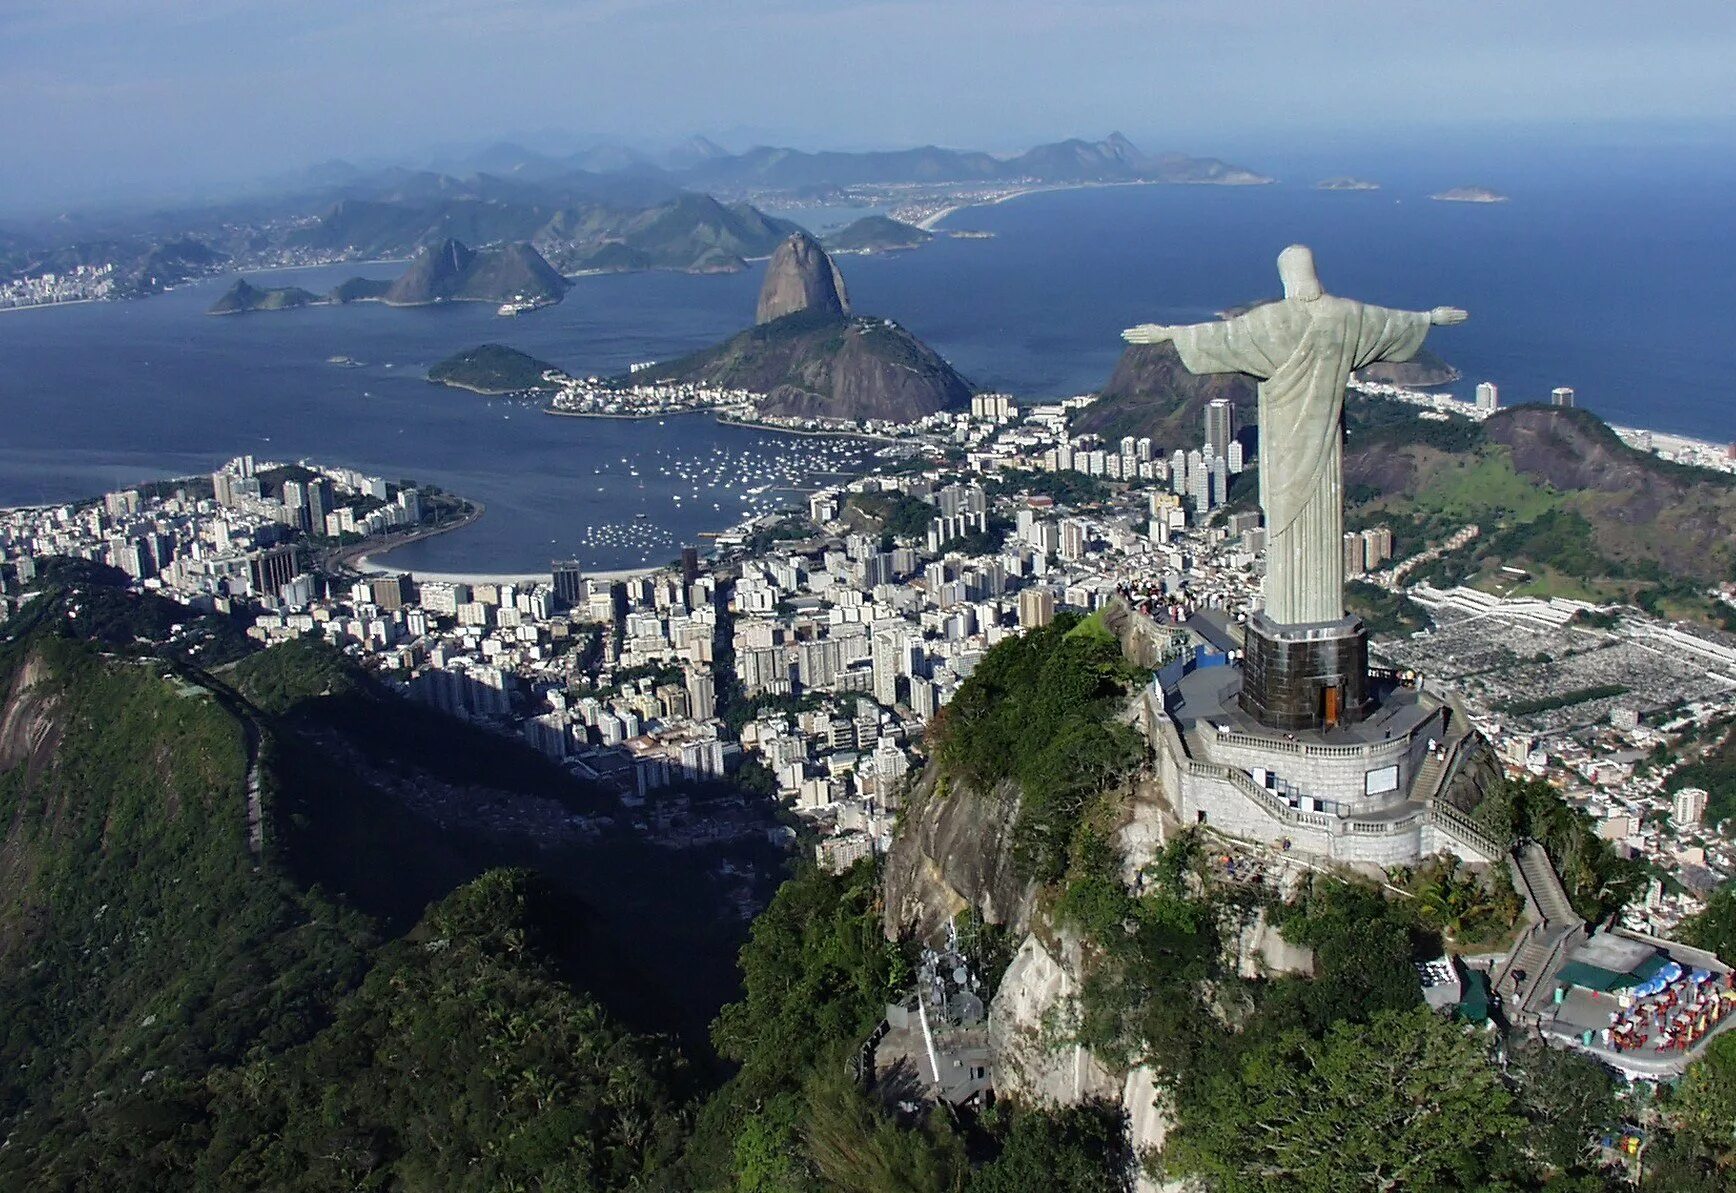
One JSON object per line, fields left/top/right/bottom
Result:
{"left": 282, "top": 191, "right": 800, "bottom": 276}
{"left": 2, "top": 133, "right": 1272, "bottom": 296}
{"left": 421, "top": 131, "right": 1267, "bottom": 191}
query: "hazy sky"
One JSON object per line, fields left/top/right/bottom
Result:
{"left": 3, "top": 0, "right": 1734, "bottom": 211}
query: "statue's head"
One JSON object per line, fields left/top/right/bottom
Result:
{"left": 1278, "top": 244, "right": 1324, "bottom": 302}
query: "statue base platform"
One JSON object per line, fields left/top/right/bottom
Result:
{"left": 1143, "top": 658, "right": 1505, "bottom": 868}
{"left": 1238, "top": 612, "right": 1372, "bottom": 731}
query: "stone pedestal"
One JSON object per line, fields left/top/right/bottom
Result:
{"left": 1238, "top": 612, "right": 1371, "bottom": 731}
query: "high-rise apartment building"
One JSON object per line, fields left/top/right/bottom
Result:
{"left": 1204, "top": 398, "right": 1235, "bottom": 458}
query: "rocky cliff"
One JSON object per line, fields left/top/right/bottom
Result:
{"left": 756, "top": 231, "right": 850, "bottom": 324}
{"left": 881, "top": 767, "right": 1033, "bottom": 944}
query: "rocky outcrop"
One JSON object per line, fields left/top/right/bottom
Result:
{"left": 1123, "top": 1065, "right": 1186, "bottom": 1193}
{"left": 640, "top": 235, "right": 969, "bottom": 422}
{"left": 988, "top": 931, "right": 1118, "bottom": 1105}
{"left": 989, "top": 930, "right": 1186, "bottom": 1191}
{"left": 1230, "top": 905, "right": 1316, "bottom": 980}
{"left": 0, "top": 651, "right": 62, "bottom": 782}
{"left": 882, "top": 766, "right": 1034, "bottom": 944}
{"left": 640, "top": 308, "right": 973, "bottom": 423}
{"left": 755, "top": 231, "right": 849, "bottom": 324}
{"left": 381, "top": 238, "right": 568, "bottom": 307}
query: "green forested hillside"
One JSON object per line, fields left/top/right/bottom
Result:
{"left": 0, "top": 618, "right": 689, "bottom": 1190}
{"left": 0, "top": 635, "right": 377, "bottom": 1186}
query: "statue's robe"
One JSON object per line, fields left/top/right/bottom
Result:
{"left": 1170, "top": 296, "right": 1431, "bottom": 624}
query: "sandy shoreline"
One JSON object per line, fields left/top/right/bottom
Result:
{"left": 915, "top": 181, "right": 1099, "bottom": 230}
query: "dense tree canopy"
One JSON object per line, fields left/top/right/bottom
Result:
{"left": 1163, "top": 1008, "right": 1524, "bottom": 1192}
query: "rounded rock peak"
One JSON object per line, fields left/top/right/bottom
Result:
{"left": 756, "top": 230, "right": 850, "bottom": 325}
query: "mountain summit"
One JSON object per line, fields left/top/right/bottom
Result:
{"left": 755, "top": 231, "right": 851, "bottom": 324}
{"left": 638, "top": 233, "right": 969, "bottom": 422}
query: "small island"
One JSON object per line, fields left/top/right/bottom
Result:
{"left": 1431, "top": 186, "right": 1509, "bottom": 204}
{"left": 207, "top": 279, "right": 323, "bottom": 315}
{"left": 1315, "top": 176, "right": 1380, "bottom": 191}
{"left": 427, "top": 344, "right": 571, "bottom": 395}
{"left": 824, "top": 215, "right": 933, "bottom": 254}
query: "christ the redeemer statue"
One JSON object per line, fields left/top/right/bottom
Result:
{"left": 1124, "top": 245, "right": 1466, "bottom": 626}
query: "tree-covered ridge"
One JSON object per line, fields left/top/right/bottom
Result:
{"left": 0, "top": 634, "right": 377, "bottom": 1187}
{"left": 196, "top": 870, "right": 686, "bottom": 1191}
{"left": 0, "top": 617, "right": 688, "bottom": 1190}
{"left": 8, "top": 555, "right": 253, "bottom": 664}
{"left": 932, "top": 611, "right": 1148, "bottom": 881}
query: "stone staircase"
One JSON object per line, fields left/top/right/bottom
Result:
{"left": 1492, "top": 842, "right": 1587, "bottom": 1020}
{"left": 1412, "top": 752, "right": 1446, "bottom": 799}
{"left": 1515, "top": 841, "right": 1579, "bottom": 926}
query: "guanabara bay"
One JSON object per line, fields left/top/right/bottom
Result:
{"left": 2, "top": 4, "right": 1735, "bottom": 1191}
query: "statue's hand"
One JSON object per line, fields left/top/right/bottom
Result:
{"left": 1122, "top": 324, "right": 1173, "bottom": 345}
{"left": 1430, "top": 306, "right": 1469, "bottom": 326}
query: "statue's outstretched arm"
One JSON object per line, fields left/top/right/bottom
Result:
{"left": 1122, "top": 317, "right": 1228, "bottom": 344}
{"left": 1122, "top": 323, "right": 1175, "bottom": 345}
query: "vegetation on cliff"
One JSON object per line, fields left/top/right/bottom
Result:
{"left": 0, "top": 594, "right": 705, "bottom": 1190}
{"left": 932, "top": 611, "right": 1147, "bottom": 882}
{"left": 689, "top": 860, "right": 1133, "bottom": 1192}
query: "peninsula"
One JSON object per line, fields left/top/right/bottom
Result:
{"left": 824, "top": 215, "right": 933, "bottom": 254}
{"left": 427, "top": 344, "right": 571, "bottom": 394}
{"left": 632, "top": 231, "right": 973, "bottom": 422}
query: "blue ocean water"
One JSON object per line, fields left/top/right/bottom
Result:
{"left": 0, "top": 155, "right": 1730, "bottom": 572}
{"left": 842, "top": 164, "right": 1736, "bottom": 429}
